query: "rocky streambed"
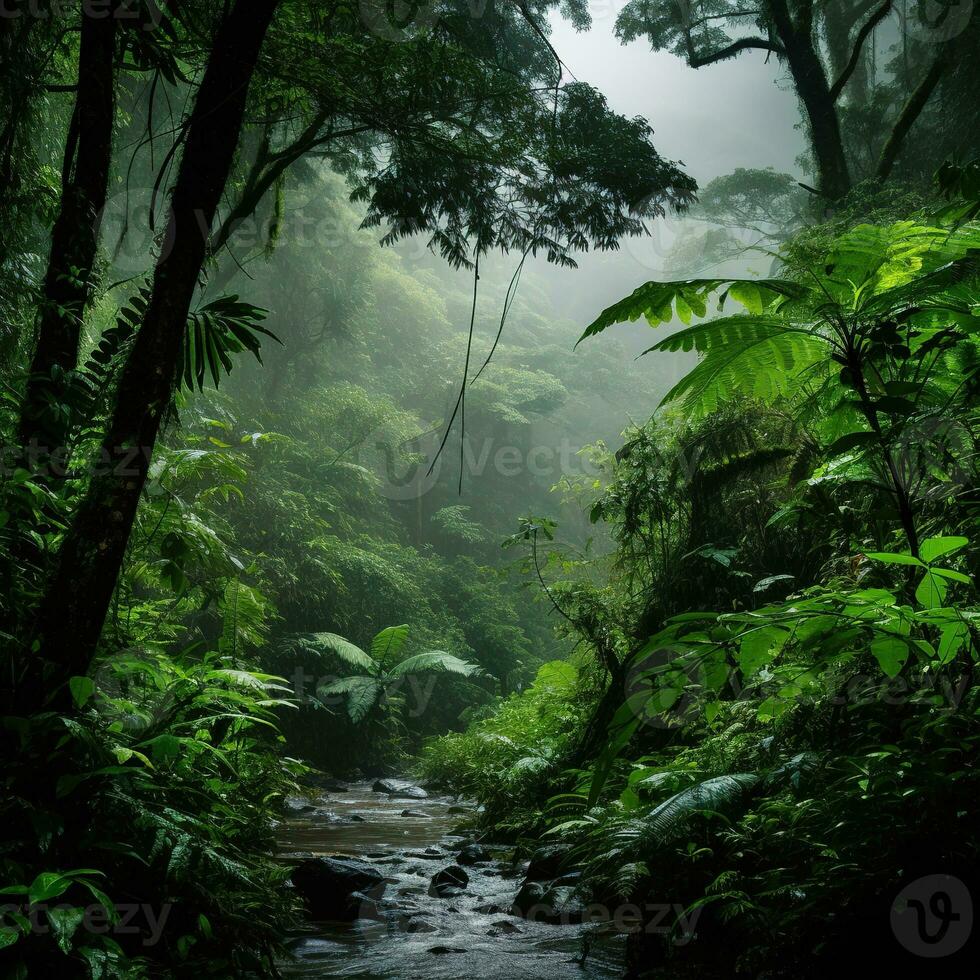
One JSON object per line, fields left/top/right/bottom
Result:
{"left": 277, "top": 778, "right": 625, "bottom": 978}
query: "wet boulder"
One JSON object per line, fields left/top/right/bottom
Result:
{"left": 511, "top": 880, "right": 546, "bottom": 916}
{"left": 404, "top": 916, "right": 437, "bottom": 933}
{"left": 347, "top": 890, "right": 384, "bottom": 920}
{"left": 291, "top": 856, "right": 386, "bottom": 921}
{"left": 400, "top": 808, "right": 428, "bottom": 818}
{"left": 371, "top": 779, "right": 428, "bottom": 799}
{"left": 538, "top": 884, "right": 588, "bottom": 925}
{"left": 473, "top": 902, "right": 507, "bottom": 914}
{"left": 523, "top": 843, "right": 571, "bottom": 881}
{"left": 488, "top": 919, "right": 521, "bottom": 936}
{"left": 511, "top": 880, "right": 587, "bottom": 925}
{"left": 428, "top": 865, "right": 469, "bottom": 898}
{"left": 457, "top": 843, "right": 489, "bottom": 865}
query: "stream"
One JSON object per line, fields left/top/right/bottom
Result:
{"left": 276, "top": 779, "right": 625, "bottom": 978}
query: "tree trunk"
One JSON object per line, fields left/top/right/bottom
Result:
{"left": 770, "top": 0, "right": 852, "bottom": 201}
{"left": 18, "top": 4, "right": 119, "bottom": 456}
{"left": 25, "top": 0, "right": 280, "bottom": 706}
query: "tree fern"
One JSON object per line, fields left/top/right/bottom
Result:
{"left": 306, "top": 625, "right": 481, "bottom": 725}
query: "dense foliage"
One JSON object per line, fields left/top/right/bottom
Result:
{"left": 2, "top": 1, "right": 978, "bottom": 977}
{"left": 421, "top": 174, "right": 980, "bottom": 976}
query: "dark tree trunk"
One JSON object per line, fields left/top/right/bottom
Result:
{"left": 770, "top": 0, "right": 852, "bottom": 201}
{"left": 25, "top": 0, "right": 280, "bottom": 707}
{"left": 568, "top": 662, "right": 629, "bottom": 768}
{"left": 18, "top": 4, "right": 119, "bottom": 456}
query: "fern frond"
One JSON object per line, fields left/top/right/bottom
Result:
{"left": 648, "top": 319, "right": 828, "bottom": 416}
{"left": 579, "top": 277, "right": 808, "bottom": 341}
{"left": 318, "top": 676, "right": 382, "bottom": 722}
{"left": 295, "top": 633, "right": 375, "bottom": 673}
{"left": 387, "top": 651, "right": 482, "bottom": 679}
{"left": 625, "top": 774, "right": 759, "bottom": 854}
{"left": 219, "top": 579, "right": 271, "bottom": 656}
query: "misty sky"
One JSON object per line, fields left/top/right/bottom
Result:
{"left": 519, "top": 11, "right": 809, "bottom": 334}
{"left": 548, "top": 8, "right": 806, "bottom": 184}
{"left": 391, "top": 9, "right": 814, "bottom": 424}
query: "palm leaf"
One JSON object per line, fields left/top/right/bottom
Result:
{"left": 387, "top": 651, "right": 482, "bottom": 679}
{"left": 181, "top": 295, "right": 278, "bottom": 392}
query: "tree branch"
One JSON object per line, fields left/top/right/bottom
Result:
{"left": 686, "top": 35, "right": 785, "bottom": 68}
{"left": 876, "top": 47, "right": 947, "bottom": 182}
{"left": 830, "top": 0, "right": 892, "bottom": 103}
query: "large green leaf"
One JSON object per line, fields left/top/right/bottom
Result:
{"left": 181, "top": 296, "right": 278, "bottom": 392}
{"left": 370, "top": 625, "right": 410, "bottom": 666}
{"left": 870, "top": 637, "right": 909, "bottom": 677}
{"left": 919, "top": 536, "right": 969, "bottom": 564}
{"left": 737, "top": 625, "right": 789, "bottom": 677}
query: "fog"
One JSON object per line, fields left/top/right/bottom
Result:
{"left": 538, "top": 10, "right": 806, "bottom": 324}
{"left": 381, "top": 11, "right": 810, "bottom": 429}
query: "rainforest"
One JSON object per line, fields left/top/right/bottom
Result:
{"left": 1, "top": 1, "right": 979, "bottom": 977}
